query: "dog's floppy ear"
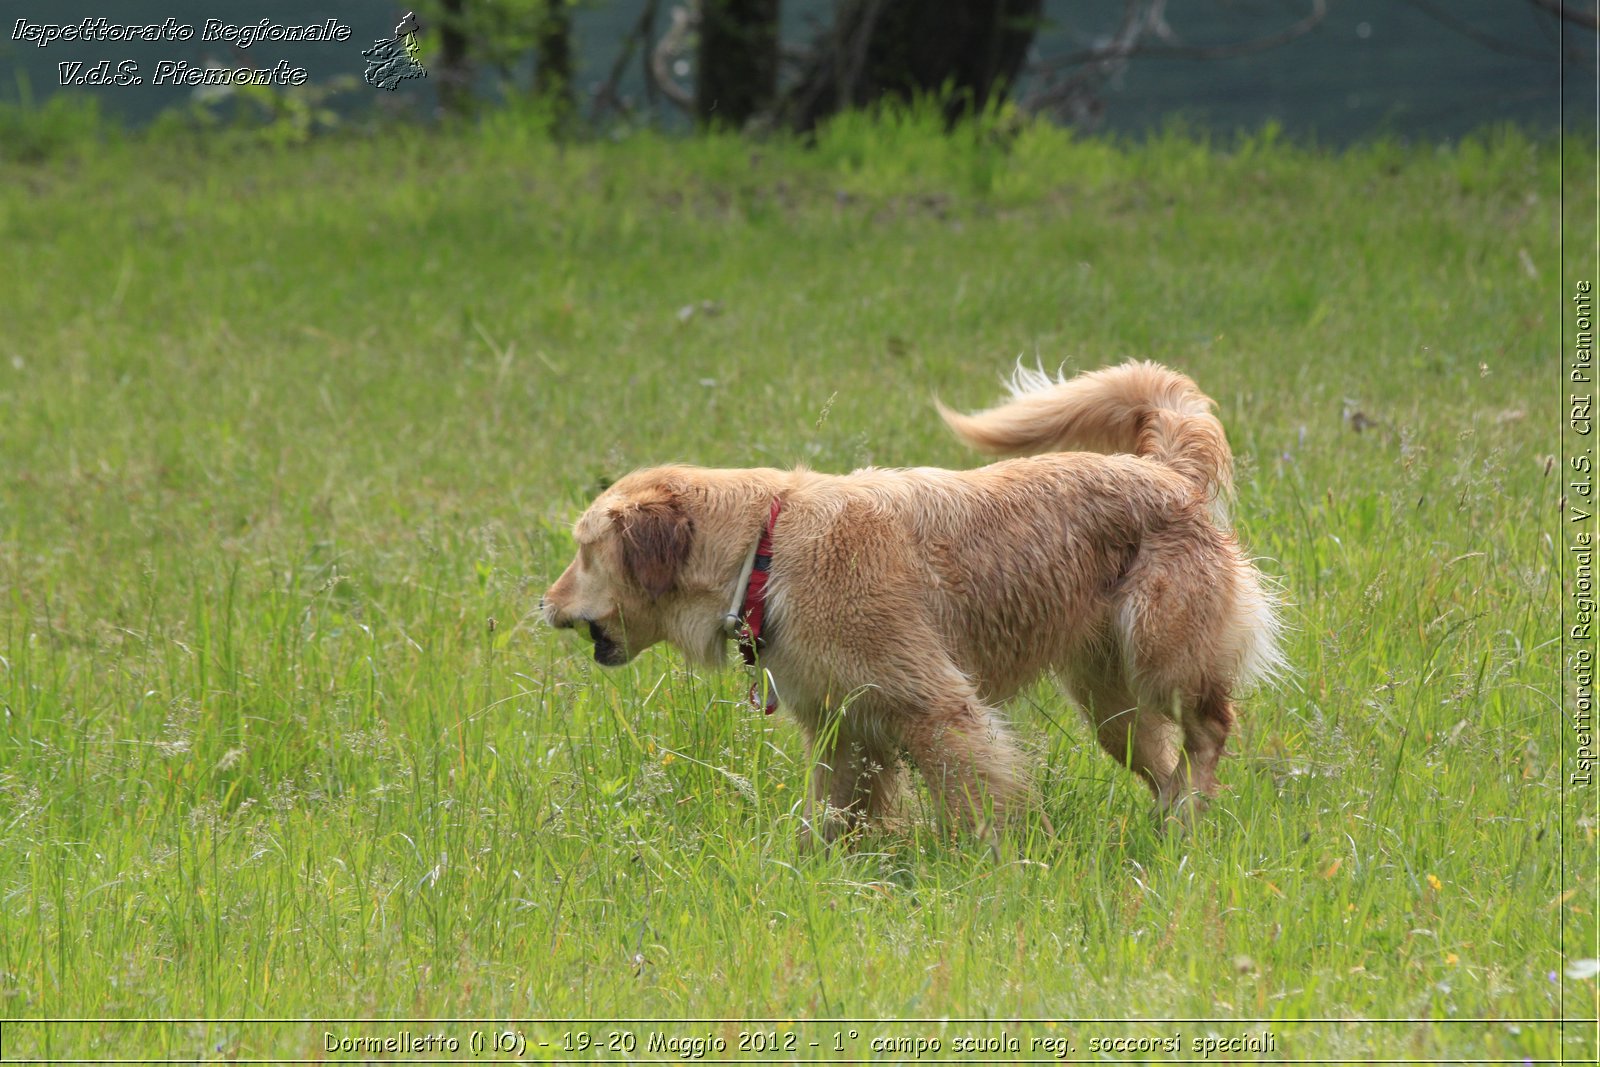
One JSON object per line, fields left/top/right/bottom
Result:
{"left": 615, "top": 493, "right": 693, "bottom": 600}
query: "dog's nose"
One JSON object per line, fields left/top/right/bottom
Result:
{"left": 540, "top": 597, "right": 573, "bottom": 629}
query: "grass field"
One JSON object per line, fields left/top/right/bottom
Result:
{"left": 0, "top": 110, "right": 1594, "bottom": 1061}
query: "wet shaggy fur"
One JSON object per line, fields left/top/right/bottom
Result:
{"left": 541, "top": 361, "right": 1283, "bottom": 840}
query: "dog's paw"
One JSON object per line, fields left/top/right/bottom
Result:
{"left": 796, "top": 806, "right": 866, "bottom": 853}
{"left": 1156, "top": 791, "right": 1210, "bottom": 837}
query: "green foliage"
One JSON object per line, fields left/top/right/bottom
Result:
{"left": 0, "top": 78, "right": 116, "bottom": 163}
{"left": 145, "top": 74, "right": 365, "bottom": 149}
{"left": 0, "top": 117, "right": 1590, "bottom": 1062}
{"left": 411, "top": 0, "right": 577, "bottom": 105}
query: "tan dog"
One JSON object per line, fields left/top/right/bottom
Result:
{"left": 541, "top": 362, "right": 1282, "bottom": 840}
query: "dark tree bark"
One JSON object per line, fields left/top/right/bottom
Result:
{"left": 778, "top": 0, "right": 1043, "bottom": 132}
{"left": 1529, "top": 0, "right": 1598, "bottom": 29}
{"left": 435, "top": 0, "right": 474, "bottom": 114}
{"left": 696, "top": 0, "right": 782, "bottom": 128}
{"left": 534, "top": 0, "right": 575, "bottom": 123}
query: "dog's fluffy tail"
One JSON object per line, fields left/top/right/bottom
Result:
{"left": 938, "top": 360, "right": 1233, "bottom": 521}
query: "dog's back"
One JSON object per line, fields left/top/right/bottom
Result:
{"left": 939, "top": 360, "right": 1235, "bottom": 525}
{"left": 939, "top": 361, "right": 1280, "bottom": 679}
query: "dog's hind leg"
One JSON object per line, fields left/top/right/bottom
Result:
{"left": 1110, "top": 527, "right": 1259, "bottom": 828}
{"left": 1156, "top": 686, "right": 1234, "bottom": 827}
{"left": 1061, "top": 667, "right": 1180, "bottom": 799}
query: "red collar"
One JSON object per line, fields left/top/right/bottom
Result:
{"left": 726, "top": 497, "right": 782, "bottom": 712}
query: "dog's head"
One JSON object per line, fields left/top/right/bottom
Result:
{"left": 541, "top": 473, "right": 700, "bottom": 666}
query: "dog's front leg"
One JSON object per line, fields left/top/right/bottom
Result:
{"left": 799, "top": 745, "right": 834, "bottom": 850}
{"left": 801, "top": 734, "right": 865, "bottom": 849}
{"left": 799, "top": 723, "right": 900, "bottom": 849}
{"left": 793, "top": 715, "right": 834, "bottom": 850}
{"left": 901, "top": 695, "right": 1027, "bottom": 838}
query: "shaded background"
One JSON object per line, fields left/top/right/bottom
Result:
{"left": 1, "top": 0, "right": 1593, "bottom": 143}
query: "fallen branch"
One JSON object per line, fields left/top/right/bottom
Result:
{"left": 649, "top": 1, "right": 697, "bottom": 112}
{"left": 591, "top": 0, "right": 662, "bottom": 121}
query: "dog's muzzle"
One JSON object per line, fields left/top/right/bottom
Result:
{"left": 541, "top": 598, "right": 627, "bottom": 667}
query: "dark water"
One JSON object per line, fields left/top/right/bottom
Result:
{"left": 1, "top": 0, "right": 1591, "bottom": 144}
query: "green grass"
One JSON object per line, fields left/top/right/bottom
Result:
{"left": 0, "top": 112, "right": 1592, "bottom": 1061}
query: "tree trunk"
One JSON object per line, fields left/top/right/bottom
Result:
{"left": 535, "top": 0, "right": 575, "bottom": 126}
{"left": 434, "top": 0, "right": 473, "bottom": 115}
{"left": 779, "top": 0, "right": 1043, "bottom": 132}
{"left": 696, "top": 0, "right": 781, "bottom": 129}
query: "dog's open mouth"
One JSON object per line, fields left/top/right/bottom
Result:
{"left": 583, "top": 619, "right": 628, "bottom": 667}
